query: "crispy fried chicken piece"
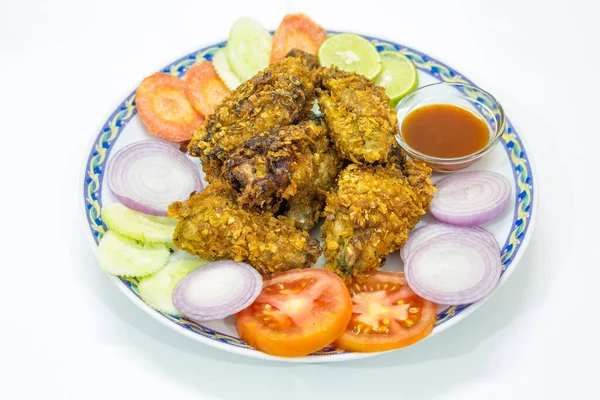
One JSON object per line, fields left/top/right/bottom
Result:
{"left": 188, "top": 51, "right": 318, "bottom": 181}
{"left": 315, "top": 66, "right": 397, "bottom": 164}
{"left": 168, "top": 180, "right": 321, "bottom": 276}
{"left": 385, "top": 141, "right": 407, "bottom": 170}
{"left": 283, "top": 146, "right": 342, "bottom": 230}
{"left": 403, "top": 159, "right": 436, "bottom": 211}
{"left": 281, "top": 119, "right": 343, "bottom": 230}
{"left": 225, "top": 116, "right": 333, "bottom": 214}
{"left": 321, "top": 160, "right": 434, "bottom": 281}
{"left": 286, "top": 48, "right": 320, "bottom": 70}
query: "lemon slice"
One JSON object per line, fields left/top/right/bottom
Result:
{"left": 318, "top": 33, "right": 381, "bottom": 79}
{"left": 227, "top": 18, "right": 272, "bottom": 82}
{"left": 374, "top": 51, "right": 418, "bottom": 107}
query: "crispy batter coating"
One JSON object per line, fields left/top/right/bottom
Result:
{"left": 385, "top": 141, "right": 407, "bottom": 170}
{"left": 321, "top": 160, "right": 434, "bottom": 281}
{"left": 168, "top": 180, "right": 321, "bottom": 276}
{"left": 188, "top": 51, "right": 318, "bottom": 181}
{"left": 315, "top": 66, "right": 397, "bottom": 164}
{"left": 172, "top": 55, "right": 433, "bottom": 278}
{"left": 225, "top": 116, "right": 330, "bottom": 213}
{"left": 286, "top": 48, "right": 320, "bottom": 70}
{"left": 403, "top": 159, "right": 436, "bottom": 211}
{"left": 282, "top": 126, "right": 343, "bottom": 230}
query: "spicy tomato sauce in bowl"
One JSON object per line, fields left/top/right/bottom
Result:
{"left": 395, "top": 82, "right": 505, "bottom": 172}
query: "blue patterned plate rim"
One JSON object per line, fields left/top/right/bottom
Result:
{"left": 83, "top": 32, "right": 538, "bottom": 362}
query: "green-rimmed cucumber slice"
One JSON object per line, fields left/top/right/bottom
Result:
{"left": 97, "top": 231, "right": 170, "bottom": 277}
{"left": 227, "top": 17, "right": 272, "bottom": 82}
{"left": 138, "top": 258, "right": 209, "bottom": 315}
{"left": 102, "top": 203, "right": 177, "bottom": 243}
{"left": 212, "top": 46, "right": 242, "bottom": 90}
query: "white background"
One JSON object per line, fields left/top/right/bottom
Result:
{"left": 0, "top": 0, "right": 597, "bottom": 399}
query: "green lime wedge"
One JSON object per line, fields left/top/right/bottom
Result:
{"left": 374, "top": 51, "right": 418, "bottom": 107}
{"left": 318, "top": 33, "right": 382, "bottom": 79}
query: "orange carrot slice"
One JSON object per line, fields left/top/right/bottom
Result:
{"left": 136, "top": 73, "right": 204, "bottom": 142}
{"left": 270, "top": 14, "right": 328, "bottom": 64}
{"left": 184, "top": 62, "right": 230, "bottom": 117}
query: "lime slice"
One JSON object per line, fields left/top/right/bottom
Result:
{"left": 374, "top": 51, "right": 418, "bottom": 107}
{"left": 227, "top": 18, "right": 272, "bottom": 82}
{"left": 318, "top": 33, "right": 381, "bottom": 79}
{"left": 212, "top": 46, "right": 242, "bottom": 90}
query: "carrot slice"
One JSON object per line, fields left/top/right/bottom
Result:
{"left": 270, "top": 14, "right": 328, "bottom": 64}
{"left": 184, "top": 62, "right": 230, "bottom": 117}
{"left": 136, "top": 73, "right": 204, "bottom": 142}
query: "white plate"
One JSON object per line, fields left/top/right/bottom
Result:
{"left": 83, "top": 33, "right": 538, "bottom": 362}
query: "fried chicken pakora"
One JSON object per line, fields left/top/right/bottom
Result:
{"left": 225, "top": 115, "right": 339, "bottom": 215}
{"left": 315, "top": 66, "right": 397, "bottom": 164}
{"left": 280, "top": 119, "right": 343, "bottom": 230}
{"left": 402, "top": 158, "right": 437, "bottom": 211}
{"left": 171, "top": 53, "right": 434, "bottom": 278}
{"left": 188, "top": 51, "right": 318, "bottom": 181}
{"left": 321, "top": 160, "right": 435, "bottom": 281}
{"left": 282, "top": 147, "right": 341, "bottom": 230}
{"left": 168, "top": 180, "right": 321, "bottom": 276}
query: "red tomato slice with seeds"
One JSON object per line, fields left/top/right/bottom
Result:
{"left": 334, "top": 271, "right": 438, "bottom": 353}
{"left": 236, "top": 268, "right": 352, "bottom": 357}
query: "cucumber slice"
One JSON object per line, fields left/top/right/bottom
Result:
{"left": 227, "top": 17, "right": 272, "bottom": 82}
{"left": 138, "top": 258, "right": 209, "bottom": 315}
{"left": 102, "top": 203, "right": 177, "bottom": 243}
{"left": 97, "top": 230, "right": 170, "bottom": 277}
{"left": 212, "top": 47, "right": 241, "bottom": 90}
{"left": 169, "top": 248, "right": 200, "bottom": 262}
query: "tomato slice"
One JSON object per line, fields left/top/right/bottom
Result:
{"left": 236, "top": 268, "right": 352, "bottom": 357}
{"left": 270, "top": 14, "right": 328, "bottom": 64}
{"left": 334, "top": 271, "right": 438, "bottom": 353}
{"left": 135, "top": 73, "right": 204, "bottom": 142}
{"left": 184, "top": 62, "right": 230, "bottom": 117}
